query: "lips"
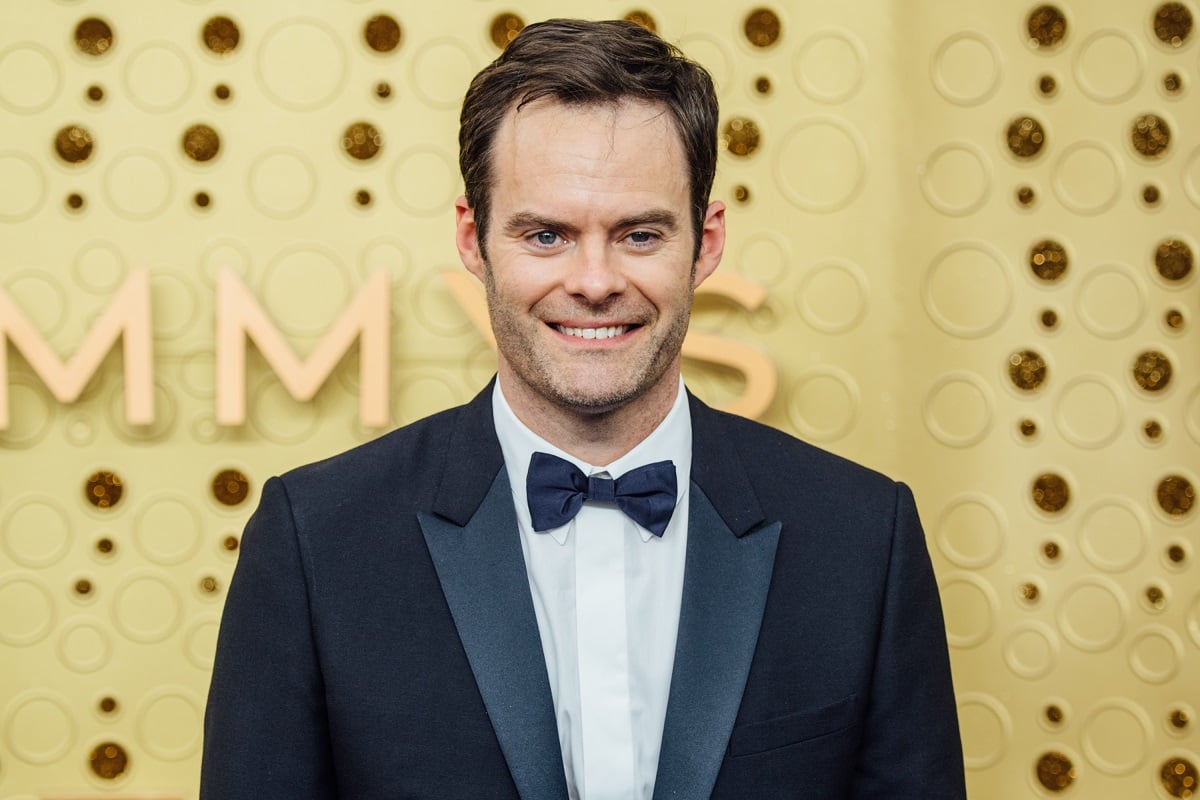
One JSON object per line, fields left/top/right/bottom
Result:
{"left": 553, "top": 324, "right": 631, "bottom": 340}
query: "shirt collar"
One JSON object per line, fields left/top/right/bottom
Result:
{"left": 492, "top": 377, "right": 693, "bottom": 543}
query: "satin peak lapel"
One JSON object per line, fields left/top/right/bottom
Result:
{"left": 419, "top": 471, "right": 568, "bottom": 800}
{"left": 652, "top": 484, "right": 781, "bottom": 799}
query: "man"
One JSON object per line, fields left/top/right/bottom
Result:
{"left": 201, "top": 18, "right": 964, "bottom": 799}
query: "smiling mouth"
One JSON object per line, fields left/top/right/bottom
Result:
{"left": 553, "top": 324, "right": 632, "bottom": 340}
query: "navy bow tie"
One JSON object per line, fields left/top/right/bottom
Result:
{"left": 526, "top": 451, "right": 677, "bottom": 536}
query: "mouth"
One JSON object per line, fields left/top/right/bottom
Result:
{"left": 552, "top": 324, "right": 633, "bottom": 340}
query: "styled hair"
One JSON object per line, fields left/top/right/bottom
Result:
{"left": 458, "top": 18, "right": 719, "bottom": 259}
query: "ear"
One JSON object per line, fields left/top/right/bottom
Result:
{"left": 455, "top": 195, "right": 487, "bottom": 282}
{"left": 692, "top": 200, "right": 725, "bottom": 289}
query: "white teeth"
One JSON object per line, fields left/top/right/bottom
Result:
{"left": 555, "top": 325, "right": 629, "bottom": 340}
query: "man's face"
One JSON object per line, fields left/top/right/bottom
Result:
{"left": 455, "top": 98, "right": 725, "bottom": 419}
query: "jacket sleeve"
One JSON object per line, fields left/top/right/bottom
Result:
{"left": 200, "top": 476, "right": 337, "bottom": 799}
{"left": 850, "top": 482, "right": 966, "bottom": 799}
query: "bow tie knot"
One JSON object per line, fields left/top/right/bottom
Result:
{"left": 526, "top": 451, "right": 677, "bottom": 536}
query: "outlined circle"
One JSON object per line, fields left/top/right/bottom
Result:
{"left": 3, "top": 691, "right": 76, "bottom": 764}
{"left": 1054, "top": 374, "right": 1125, "bottom": 448}
{"left": 785, "top": 366, "right": 861, "bottom": 442}
{"left": 152, "top": 272, "right": 201, "bottom": 342}
{"left": 103, "top": 150, "right": 174, "bottom": 220}
{"left": 920, "top": 141, "right": 993, "bottom": 216}
{"left": 1052, "top": 140, "right": 1124, "bottom": 215}
{"left": 183, "top": 615, "right": 220, "bottom": 670}
{"left": 0, "top": 43, "right": 62, "bottom": 112}
{"left": 410, "top": 37, "right": 478, "bottom": 109}
{"left": 249, "top": 377, "right": 322, "bottom": 444}
{"left": 958, "top": 692, "right": 1013, "bottom": 769}
{"left": 0, "top": 151, "right": 47, "bottom": 222}
{"left": 198, "top": 237, "right": 252, "bottom": 286}
{"left": 679, "top": 33, "right": 734, "bottom": 90}
{"left": 1075, "top": 264, "right": 1147, "bottom": 339}
{"left": 1129, "top": 625, "right": 1183, "bottom": 684}
{"left": 1003, "top": 621, "right": 1060, "bottom": 679}
{"left": 736, "top": 231, "right": 792, "bottom": 288}
{"left": 796, "top": 259, "right": 869, "bottom": 333}
{"left": 132, "top": 492, "right": 203, "bottom": 565}
{"left": 247, "top": 147, "right": 317, "bottom": 219}
{"left": 793, "top": 29, "right": 866, "bottom": 103}
{"left": 1057, "top": 577, "right": 1128, "bottom": 652}
{"left": 57, "top": 619, "right": 113, "bottom": 674}
{"left": 2, "top": 494, "right": 72, "bottom": 568}
{"left": 924, "top": 372, "right": 996, "bottom": 448}
{"left": 774, "top": 116, "right": 867, "bottom": 212}
{"left": 0, "top": 376, "right": 56, "bottom": 449}
{"left": 1073, "top": 29, "right": 1145, "bottom": 103}
{"left": 922, "top": 241, "right": 1013, "bottom": 338}
{"left": 1080, "top": 698, "right": 1153, "bottom": 775}
{"left": 111, "top": 571, "right": 183, "bottom": 644}
{"left": 393, "top": 372, "right": 463, "bottom": 427}
{"left": 412, "top": 265, "right": 475, "bottom": 337}
{"left": 123, "top": 41, "right": 193, "bottom": 112}
{"left": 135, "top": 688, "right": 202, "bottom": 760}
{"left": 256, "top": 19, "right": 346, "bottom": 110}
{"left": 0, "top": 575, "right": 56, "bottom": 646}
{"left": 938, "top": 572, "right": 999, "bottom": 648}
{"left": 72, "top": 240, "right": 127, "bottom": 294}
{"left": 389, "top": 147, "right": 459, "bottom": 217}
{"left": 107, "top": 380, "right": 176, "bottom": 442}
{"left": 259, "top": 243, "right": 351, "bottom": 336}
{"left": 1184, "top": 146, "right": 1200, "bottom": 209}
{"left": 1187, "top": 384, "right": 1200, "bottom": 446}
{"left": 1078, "top": 497, "right": 1150, "bottom": 572}
{"left": 5, "top": 270, "right": 67, "bottom": 337}
{"left": 931, "top": 32, "right": 1002, "bottom": 105}
{"left": 936, "top": 493, "right": 1007, "bottom": 568}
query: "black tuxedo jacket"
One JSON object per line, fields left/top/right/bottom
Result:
{"left": 201, "top": 385, "right": 964, "bottom": 798}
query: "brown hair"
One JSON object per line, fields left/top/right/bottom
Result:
{"left": 458, "top": 18, "right": 718, "bottom": 259}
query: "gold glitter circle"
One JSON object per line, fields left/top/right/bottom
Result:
{"left": 75, "top": 578, "right": 92, "bottom": 596}
{"left": 755, "top": 76, "right": 772, "bottom": 95}
{"left": 1040, "top": 310, "right": 1058, "bottom": 328}
{"left": 1133, "top": 350, "right": 1172, "bottom": 392}
{"left": 720, "top": 117, "right": 760, "bottom": 157}
{"left": 1157, "top": 475, "right": 1194, "bottom": 517}
{"left": 222, "top": 535, "right": 240, "bottom": 552}
{"left": 1161, "top": 757, "right": 1198, "bottom": 798}
{"left": 99, "top": 696, "right": 117, "bottom": 714}
{"left": 1043, "top": 541, "right": 1060, "bottom": 560}
{"left": 1145, "top": 420, "right": 1164, "bottom": 440}
{"left": 364, "top": 14, "right": 402, "bottom": 53}
{"left": 212, "top": 469, "right": 249, "bottom": 506}
{"left": 1039, "top": 75, "right": 1058, "bottom": 95}
{"left": 96, "top": 537, "right": 115, "bottom": 555}
{"left": 375, "top": 81, "right": 392, "bottom": 99}
{"left": 202, "top": 16, "right": 240, "bottom": 55}
{"left": 355, "top": 189, "right": 373, "bottom": 207}
{"left": 89, "top": 742, "right": 128, "bottom": 779}
{"left": 1168, "top": 544, "right": 1186, "bottom": 563}
{"left": 1143, "top": 184, "right": 1162, "bottom": 205}
{"left": 76, "top": 18, "right": 115, "bottom": 56}
{"left": 1153, "top": 3, "right": 1193, "bottom": 47}
{"left": 1164, "top": 72, "right": 1183, "bottom": 93}
{"left": 342, "top": 121, "right": 383, "bottom": 160}
{"left": 66, "top": 193, "right": 85, "bottom": 211}
{"left": 1032, "top": 473, "right": 1070, "bottom": 513}
{"left": 182, "top": 124, "right": 220, "bottom": 162}
{"left": 1007, "top": 116, "right": 1046, "bottom": 159}
{"left": 200, "top": 576, "right": 219, "bottom": 594}
{"left": 214, "top": 84, "right": 231, "bottom": 101}
{"left": 55, "top": 125, "right": 94, "bottom": 164}
{"left": 1017, "top": 185, "right": 1036, "bottom": 206}
{"left": 1020, "top": 582, "right": 1040, "bottom": 601}
{"left": 1155, "top": 239, "right": 1193, "bottom": 281}
{"left": 86, "top": 85, "right": 104, "bottom": 102}
{"left": 85, "top": 471, "right": 123, "bottom": 509}
{"left": 1166, "top": 309, "right": 1184, "bottom": 329}
{"left": 1029, "top": 239, "right": 1068, "bottom": 281}
{"left": 744, "top": 8, "right": 782, "bottom": 48}
{"left": 623, "top": 10, "right": 657, "bottom": 32}
{"left": 1027, "top": 6, "right": 1068, "bottom": 49}
{"left": 490, "top": 13, "right": 525, "bottom": 50}
{"left": 1170, "top": 709, "right": 1190, "bottom": 729}
{"left": 1009, "top": 350, "right": 1047, "bottom": 391}
{"left": 1021, "top": 419, "right": 1039, "bottom": 437}
{"left": 1132, "top": 114, "right": 1171, "bottom": 158}
{"left": 1046, "top": 705, "right": 1065, "bottom": 724}
{"left": 733, "top": 185, "right": 751, "bottom": 204}
{"left": 1036, "top": 751, "right": 1076, "bottom": 791}
{"left": 1147, "top": 585, "right": 1166, "bottom": 607}
{"left": 194, "top": 192, "right": 211, "bottom": 209}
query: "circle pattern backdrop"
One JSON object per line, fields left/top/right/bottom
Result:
{"left": 0, "top": 3, "right": 1194, "bottom": 799}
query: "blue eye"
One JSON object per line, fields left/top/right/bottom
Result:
{"left": 629, "top": 231, "right": 653, "bottom": 243}
{"left": 535, "top": 231, "right": 558, "bottom": 246}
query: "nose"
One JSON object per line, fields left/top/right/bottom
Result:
{"left": 561, "top": 239, "right": 628, "bottom": 304}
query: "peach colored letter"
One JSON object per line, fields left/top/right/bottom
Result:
{"left": 216, "top": 268, "right": 390, "bottom": 427}
{"left": 0, "top": 269, "right": 153, "bottom": 429}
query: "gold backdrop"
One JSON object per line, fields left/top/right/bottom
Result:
{"left": 1, "top": 1, "right": 1197, "bottom": 797}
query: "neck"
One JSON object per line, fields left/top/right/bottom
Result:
{"left": 497, "top": 366, "right": 681, "bottom": 465}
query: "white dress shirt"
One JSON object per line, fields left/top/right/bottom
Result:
{"left": 492, "top": 380, "right": 692, "bottom": 800}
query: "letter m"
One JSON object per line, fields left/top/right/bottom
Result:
{"left": 0, "top": 269, "right": 153, "bottom": 429}
{"left": 216, "top": 268, "right": 390, "bottom": 427}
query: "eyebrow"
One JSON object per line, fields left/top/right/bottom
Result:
{"left": 500, "top": 209, "right": 681, "bottom": 237}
